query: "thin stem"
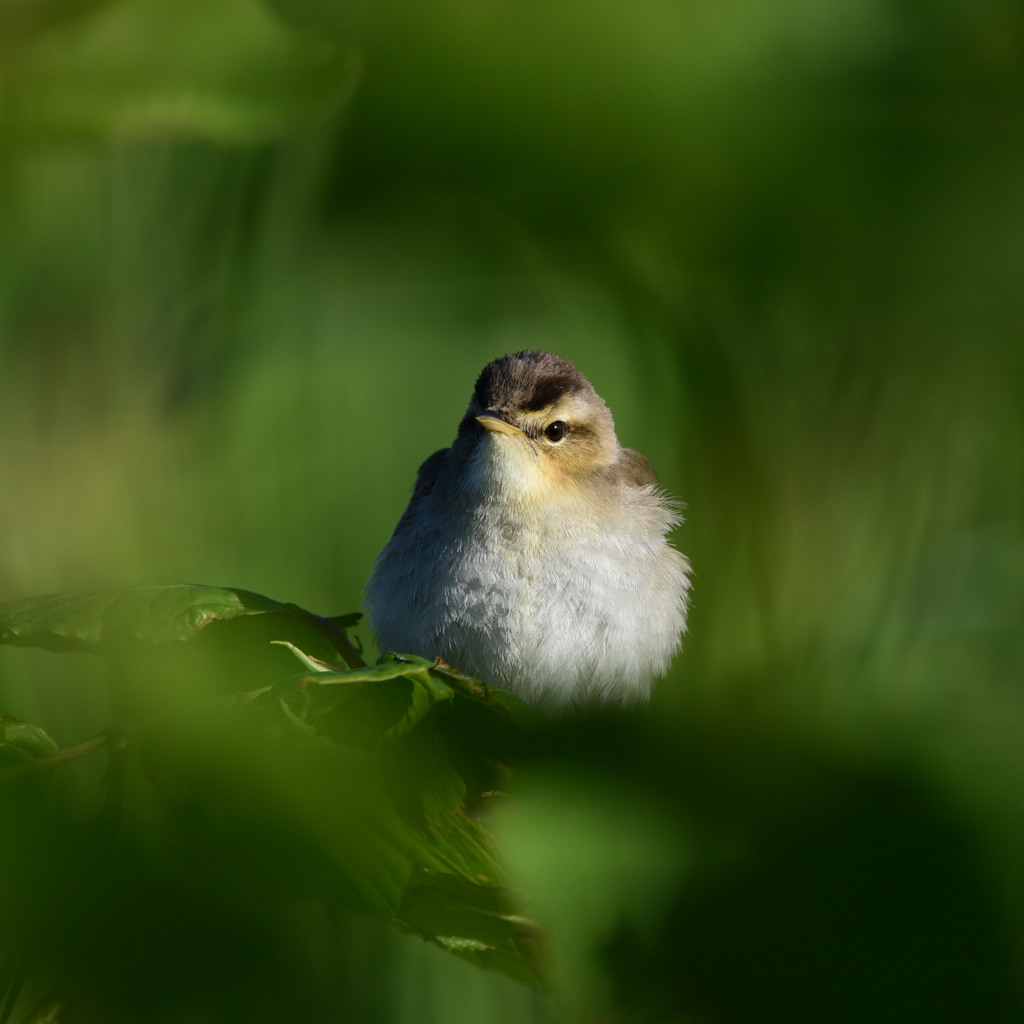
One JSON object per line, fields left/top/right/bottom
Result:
{"left": 0, "top": 730, "right": 114, "bottom": 783}
{"left": 308, "top": 614, "right": 366, "bottom": 670}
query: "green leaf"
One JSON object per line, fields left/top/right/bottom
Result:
{"left": 0, "top": 584, "right": 273, "bottom": 649}
{"left": 258, "top": 655, "right": 534, "bottom": 748}
{"left": 1, "top": 591, "right": 544, "bottom": 987}
{"left": 137, "top": 651, "right": 544, "bottom": 986}
{"left": 136, "top": 702, "right": 544, "bottom": 986}
{"left": 0, "top": 584, "right": 362, "bottom": 665}
{"left": 0, "top": 715, "right": 60, "bottom": 766}
{"left": 397, "top": 869, "right": 543, "bottom": 989}
{"left": 0, "top": 714, "right": 60, "bottom": 810}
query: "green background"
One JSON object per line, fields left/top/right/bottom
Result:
{"left": 1, "top": 0, "right": 1023, "bottom": 1021}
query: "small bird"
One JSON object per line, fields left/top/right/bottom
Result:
{"left": 365, "top": 351, "right": 690, "bottom": 712}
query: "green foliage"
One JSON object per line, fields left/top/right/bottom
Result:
{"left": 0, "top": 586, "right": 543, "bottom": 1020}
{"left": 1, "top": 0, "right": 1023, "bottom": 1021}
{"left": 1, "top": 584, "right": 312, "bottom": 648}
{"left": 0, "top": 715, "right": 57, "bottom": 766}
{"left": 0, "top": 713, "right": 59, "bottom": 814}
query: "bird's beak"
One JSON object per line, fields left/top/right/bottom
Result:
{"left": 476, "top": 411, "right": 525, "bottom": 437}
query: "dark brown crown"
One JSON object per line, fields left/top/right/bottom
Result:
{"left": 472, "top": 351, "right": 593, "bottom": 413}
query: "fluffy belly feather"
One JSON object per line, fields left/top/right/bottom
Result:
{"left": 368, "top": 514, "right": 688, "bottom": 711}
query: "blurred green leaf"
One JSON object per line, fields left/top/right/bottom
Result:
{"left": 137, "top": 654, "right": 544, "bottom": 988}
{"left": 0, "top": 599, "right": 551, "bottom": 989}
{"left": 397, "top": 869, "right": 541, "bottom": 988}
{"left": 0, "top": 715, "right": 59, "bottom": 765}
{"left": 0, "top": 713, "right": 60, "bottom": 812}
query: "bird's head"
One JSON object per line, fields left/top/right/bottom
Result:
{"left": 451, "top": 351, "right": 622, "bottom": 504}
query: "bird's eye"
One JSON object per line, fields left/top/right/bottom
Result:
{"left": 544, "top": 421, "right": 567, "bottom": 442}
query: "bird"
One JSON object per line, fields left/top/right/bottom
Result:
{"left": 364, "top": 350, "right": 690, "bottom": 712}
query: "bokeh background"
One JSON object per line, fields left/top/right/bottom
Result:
{"left": 2, "top": 0, "right": 1023, "bottom": 1021}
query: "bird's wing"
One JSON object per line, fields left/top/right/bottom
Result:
{"left": 618, "top": 447, "right": 661, "bottom": 487}
{"left": 388, "top": 448, "right": 450, "bottom": 539}
{"left": 411, "top": 448, "right": 450, "bottom": 500}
